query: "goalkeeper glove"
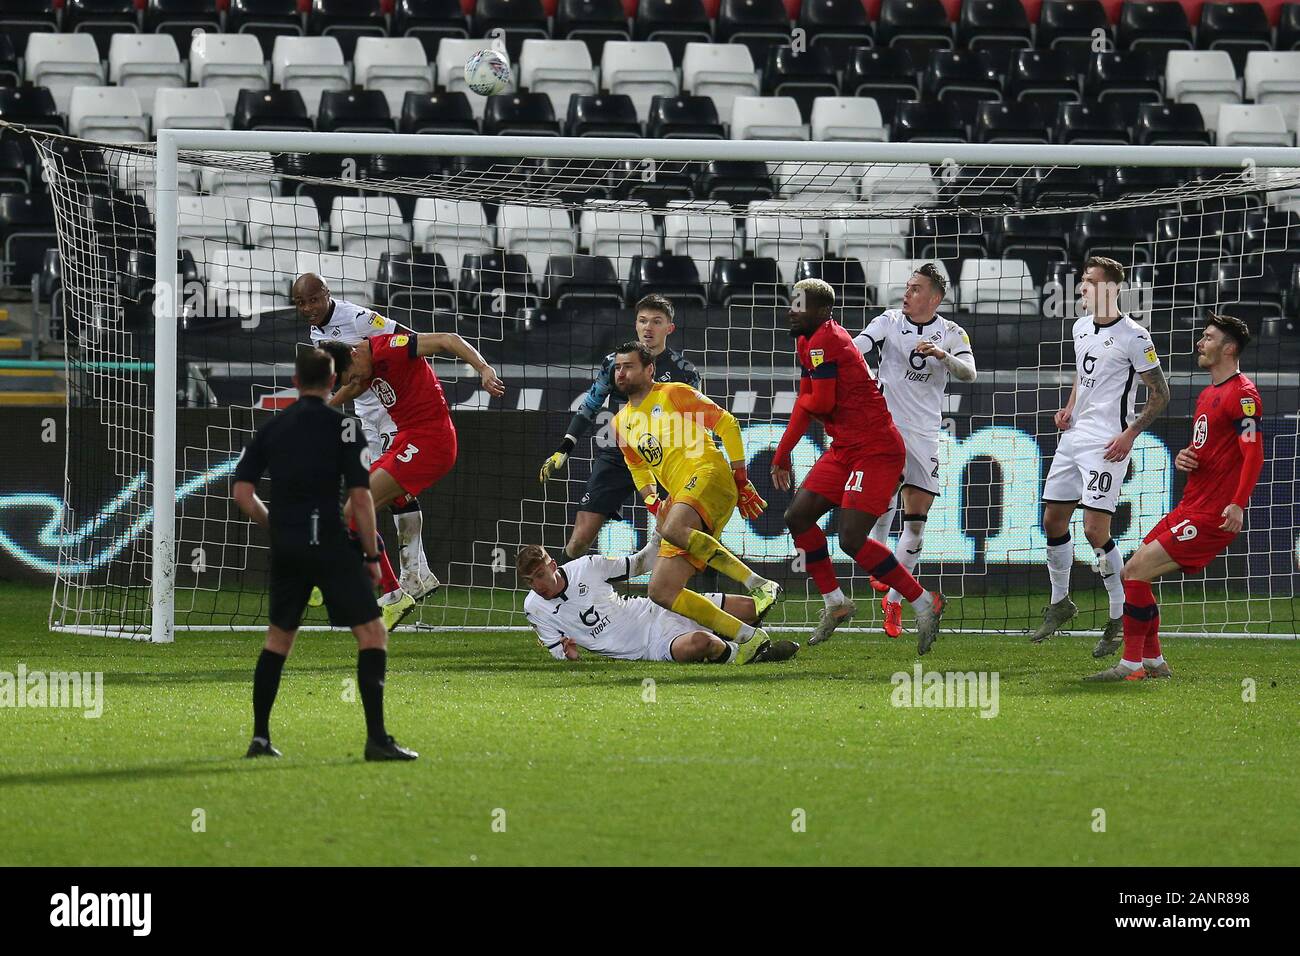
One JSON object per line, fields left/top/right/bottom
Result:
{"left": 539, "top": 451, "right": 568, "bottom": 483}
{"left": 733, "top": 466, "right": 767, "bottom": 520}
{"left": 645, "top": 493, "right": 663, "bottom": 516}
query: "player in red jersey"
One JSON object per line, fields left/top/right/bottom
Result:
{"left": 321, "top": 332, "right": 504, "bottom": 626}
{"left": 1086, "top": 314, "right": 1264, "bottom": 682}
{"left": 771, "top": 279, "right": 946, "bottom": 654}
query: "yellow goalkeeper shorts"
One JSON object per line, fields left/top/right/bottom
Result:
{"left": 660, "top": 461, "right": 739, "bottom": 570}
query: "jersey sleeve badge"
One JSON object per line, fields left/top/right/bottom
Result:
{"left": 392, "top": 334, "right": 409, "bottom": 347}
{"left": 1240, "top": 397, "right": 1257, "bottom": 416}
{"left": 810, "top": 349, "right": 824, "bottom": 368}
{"left": 369, "top": 312, "right": 386, "bottom": 329}
{"left": 1143, "top": 345, "right": 1158, "bottom": 365}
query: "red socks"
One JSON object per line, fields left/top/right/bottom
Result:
{"left": 794, "top": 527, "right": 840, "bottom": 596}
{"left": 854, "top": 539, "right": 923, "bottom": 603}
{"left": 350, "top": 517, "right": 401, "bottom": 596}
{"left": 1122, "top": 579, "right": 1158, "bottom": 664}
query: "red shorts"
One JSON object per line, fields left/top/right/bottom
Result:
{"left": 800, "top": 438, "right": 905, "bottom": 515}
{"left": 1144, "top": 506, "right": 1237, "bottom": 573}
{"left": 372, "top": 424, "right": 456, "bottom": 506}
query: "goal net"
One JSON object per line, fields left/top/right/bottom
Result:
{"left": 23, "top": 123, "right": 1300, "bottom": 641}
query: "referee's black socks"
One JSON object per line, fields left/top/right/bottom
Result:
{"left": 252, "top": 648, "right": 287, "bottom": 741}
{"left": 357, "top": 648, "right": 388, "bottom": 743}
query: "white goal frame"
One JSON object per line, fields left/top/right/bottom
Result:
{"left": 143, "top": 130, "right": 1300, "bottom": 643}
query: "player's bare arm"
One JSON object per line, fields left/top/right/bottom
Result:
{"left": 1055, "top": 376, "right": 1078, "bottom": 430}
{"left": 1104, "top": 365, "right": 1170, "bottom": 462}
{"left": 915, "top": 340, "right": 977, "bottom": 382}
{"left": 416, "top": 332, "right": 505, "bottom": 397}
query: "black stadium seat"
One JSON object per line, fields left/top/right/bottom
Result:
{"left": 1054, "top": 100, "right": 1132, "bottom": 144}
{"left": 227, "top": 0, "right": 305, "bottom": 60}
{"left": 1117, "top": 1, "right": 1194, "bottom": 60}
{"left": 393, "top": 0, "right": 470, "bottom": 58}
{"left": 875, "top": 0, "right": 954, "bottom": 62}
{"left": 567, "top": 94, "right": 641, "bottom": 137}
{"left": 709, "top": 257, "right": 788, "bottom": 307}
{"left": 1198, "top": 1, "right": 1272, "bottom": 71}
{"left": 958, "top": 0, "right": 1032, "bottom": 70}
{"left": 763, "top": 45, "right": 839, "bottom": 121}
{"left": 42, "top": 141, "right": 112, "bottom": 192}
{"left": 1037, "top": 0, "right": 1111, "bottom": 52}
{"left": 912, "top": 213, "right": 987, "bottom": 258}
{"left": 798, "top": 0, "right": 874, "bottom": 73}
{"left": 696, "top": 160, "right": 774, "bottom": 202}
{"left": 716, "top": 0, "right": 792, "bottom": 64}
{"left": 1133, "top": 102, "right": 1210, "bottom": 145}
{"left": 1084, "top": 51, "right": 1164, "bottom": 108}
{"left": 476, "top": 0, "right": 551, "bottom": 62}
{"left": 375, "top": 251, "right": 456, "bottom": 322}
{"left": 923, "top": 49, "right": 1002, "bottom": 116}
{"left": 1101, "top": 165, "right": 1183, "bottom": 199}
{"left": 318, "top": 90, "right": 395, "bottom": 133}
{"left": 368, "top": 153, "right": 446, "bottom": 218}
{"left": 64, "top": 0, "right": 140, "bottom": 58}
{"left": 483, "top": 92, "right": 560, "bottom": 136}
{"left": 543, "top": 254, "right": 624, "bottom": 309}
{"left": 1201, "top": 261, "right": 1286, "bottom": 334}
{"left": 0, "top": 87, "right": 65, "bottom": 135}
{"left": 1236, "top": 208, "right": 1300, "bottom": 257}
{"left": 1282, "top": 3, "right": 1300, "bottom": 52}
{"left": 0, "top": 33, "right": 20, "bottom": 87}
{"left": 1074, "top": 207, "right": 1157, "bottom": 264}
{"left": 626, "top": 254, "right": 708, "bottom": 307}
{"left": 0, "top": 136, "right": 30, "bottom": 195}
{"left": 974, "top": 101, "right": 1049, "bottom": 143}
{"left": 1005, "top": 50, "right": 1081, "bottom": 110}
{"left": 0, "top": 1, "right": 57, "bottom": 75}
{"left": 1018, "top": 164, "right": 1102, "bottom": 205}
{"left": 556, "top": 0, "right": 631, "bottom": 61}
{"left": 459, "top": 250, "right": 537, "bottom": 320}
{"left": 234, "top": 89, "right": 314, "bottom": 132}
{"left": 275, "top": 151, "right": 367, "bottom": 221}
{"left": 995, "top": 211, "right": 1074, "bottom": 286}
{"left": 842, "top": 46, "right": 919, "bottom": 124}
{"left": 401, "top": 90, "right": 478, "bottom": 135}
{"left": 308, "top": 0, "right": 388, "bottom": 60}
{"left": 147, "top": 1, "right": 223, "bottom": 58}
{"left": 796, "top": 256, "right": 869, "bottom": 306}
{"left": 0, "top": 193, "right": 56, "bottom": 288}
{"left": 647, "top": 95, "right": 725, "bottom": 139}
{"left": 892, "top": 99, "right": 968, "bottom": 142}
{"left": 634, "top": 0, "right": 713, "bottom": 64}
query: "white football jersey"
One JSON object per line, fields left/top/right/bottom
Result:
{"left": 308, "top": 298, "right": 399, "bottom": 442}
{"left": 1067, "top": 314, "right": 1161, "bottom": 443}
{"left": 853, "top": 309, "right": 972, "bottom": 435}
{"left": 523, "top": 554, "right": 658, "bottom": 660}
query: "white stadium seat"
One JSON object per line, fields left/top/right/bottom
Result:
{"left": 600, "top": 41, "right": 677, "bottom": 123}
{"left": 1216, "top": 104, "right": 1294, "bottom": 147}
{"left": 24, "top": 34, "right": 106, "bottom": 114}
{"left": 746, "top": 201, "right": 828, "bottom": 283}
{"left": 874, "top": 259, "right": 955, "bottom": 307}
{"left": 246, "top": 195, "right": 323, "bottom": 251}
{"left": 437, "top": 37, "right": 511, "bottom": 120}
{"left": 664, "top": 200, "right": 743, "bottom": 279}
{"left": 152, "top": 87, "right": 229, "bottom": 130}
{"left": 578, "top": 201, "right": 661, "bottom": 277}
{"left": 108, "top": 34, "right": 187, "bottom": 115}
{"left": 496, "top": 204, "right": 577, "bottom": 282}
{"left": 296, "top": 251, "right": 374, "bottom": 306}
{"left": 1244, "top": 52, "right": 1300, "bottom": 134}
{"left": 109, "top": 152, "right": 201, "bottom": 202}
{"left": 828, "top": 214, "right": 909, "bottom": 262}
{"left": 682, "top": 42, "right": 760, "bottom": 125}
{"left": 958, "top": 259, "right": 1037, "bottom": 314}
{"left": 189, "top": 34, "right": 268, "bottom": 116}
{"left": 1164, "top": 51, "right": 1242, "bottom": 131}
{"left": 200, "top": 156, "right": 281, "bottom": 200}
{"left": 271, "top": 36, "right": 351, "bottom": 117}
{"left": 68, "top": 86, "right": 150, "bottom": 142}
{"left": 411, "top": 198, "right": 495, "bottom": 276}
{"left": 730, "top": 96, "right": 808, "bottom": 140}
{"left": 177, "top": 195, "right": 247, "bottom": 269}
{"left": 328, "top": 197, "right": 412, "bottom": 276}
{"left": 520, "top": 39, "right": 598, "bottom": 120}
{"left": 812, "top": 97, "right": 886, "bottom": 142}
{"left": 774, "top": 161, "right": 861, "bottom": 198}
{"left": 353, "top": 37, "right": 433, "bottom": 118}
{"left": 207, "top": 248, "right": 295, "bottom": 314}
{"left": 859, "top": 163, "right": 940, "bottom": 212}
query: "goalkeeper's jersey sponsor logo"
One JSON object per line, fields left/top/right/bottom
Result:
{"left": 637, "top": 433, "right": 665, "bottom": 466}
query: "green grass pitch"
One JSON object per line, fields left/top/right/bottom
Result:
{"left": 3, "top": 582, "right": 1298, "bottom": 866}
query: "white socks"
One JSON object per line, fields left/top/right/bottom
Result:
{"left": 869, "top": 502, "right": 896, "bottom": 546}
{"left": 824, "top": 586, "right": 847, "bottom": 608}
{"left": 887, "top": 517, "right": 925, "bottom": 605}
{"left": 909, "top": 590, "right": 934, "bottom": 614}
{"left": 394, "top": 509, "right": 425, "bottom": 575}
{"left": 1096, "top": 539, "right": 1125, "bottom": 619}
{"left": 1046, "top": 534, "right": 1073, "bottom": 603}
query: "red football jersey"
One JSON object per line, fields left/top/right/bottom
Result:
{"left": 796, "top": 318, "right": 896, "bottom": 449}
{"left": 1182, "top": 372, "right": 1263, "bottom": 513}
{"left": 366, "top": 332, "right": 452, "bottom": 433}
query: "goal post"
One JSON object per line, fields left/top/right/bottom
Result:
{"left": 28, "top": 121, "right": 1300, "bottom": 641}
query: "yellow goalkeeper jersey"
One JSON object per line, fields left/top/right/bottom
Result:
{"left": 613, "top": 382, "right": 745, "bottom": 497}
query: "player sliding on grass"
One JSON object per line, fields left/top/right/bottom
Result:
{"left": 772, "top": 278, "right": 946, "bottom": 654}
{"left": 517, "top": 538, "right": 798, "bottom": 664}
{"left": 1086, "top": 314, "right": 1263, "bottom": 682}
{"left": 610, "top": 342, "right": 782, "bottom": 663}
{"left": 855, "top": 263, "right": 977, "bottom": 639}
{"left": 320, "top": 331, "right": 504, "bottom": 630}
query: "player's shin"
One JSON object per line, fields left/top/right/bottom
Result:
{"left": 252, "top": 648, "right": 287, "bottom": 742}
{"left": 869, "top": 502, "right": 896, "bottom": 546}
{"left": 670, "top": 588, "right": 755, "bottom": 642}
{"left": 887, "top": 515, "right": 926, "bottom": 604}
{"left": 854, "top": 539, "right": 928, "bottom": 609}
{"left": 1096, "top": 539, "right": 1125, "bottom": 619}
{"left": 1047, "top": 534, "right": 1073, "bottom": 603}
{"left": 685, "top": 529, "right": 765, "bottom": 589}
{"left": 1121, "top": 580, "right": 1157, "bottom": 670}
{"left": 357, "top": 647, "right": 388, "bottom": 743}
{"left": 793, "top": 527, "right": 844, "bottom": 605}
{"left": 392, "top": 504, "right": 425, "bottom": 573}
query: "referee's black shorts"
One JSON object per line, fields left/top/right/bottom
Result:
{"left": 268, "top": 542, "right": 380, "bottom": 631}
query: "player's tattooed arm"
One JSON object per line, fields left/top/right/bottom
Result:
{"left": 1129, "top": 365, "right": 1171, "bottom": 435}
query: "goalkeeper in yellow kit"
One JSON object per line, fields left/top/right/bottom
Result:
{"left": 611, "top": 342, "right": 782, "bottom": 662}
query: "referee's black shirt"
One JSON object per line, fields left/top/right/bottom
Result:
{"left": 233, "top": 395, "right": 371, "bottom": 548}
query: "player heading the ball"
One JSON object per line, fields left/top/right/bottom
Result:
{"left": 611, "top": 342, "right": 782, "bottom": 662}
{"left": 772, "top": 278, "right": 946, "bottom": 655}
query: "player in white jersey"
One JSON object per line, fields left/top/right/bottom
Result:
{"left": 854, "top": 264, "right": 976, "bottom": 639}
{"left": 293, "top": 272, "right": 439, "bottom": 602}
{"left": 516, "top": 540, "right": 798, "bottom": 664}
{"left": 1034, "top": 257, "right": 1170, "bottom": 650}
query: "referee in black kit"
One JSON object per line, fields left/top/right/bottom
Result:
{"left": 231, "top": 346, "right": 417, "bottom": 762}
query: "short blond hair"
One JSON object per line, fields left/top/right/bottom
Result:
{"left": 793, "top": 277, "right": 835, "bottom": 309}
{"left": 516, "top": 544, "right": 550, "bottom": 576}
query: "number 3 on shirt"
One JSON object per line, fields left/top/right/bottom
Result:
{"left": 396, "top": 443, "right": 419, "bottom": 463}
{"left": 1169, "top": 518, "right": 1198, "bottom": 542}
{"left": 845, "top": 470, "right": 864, "bottom": 493}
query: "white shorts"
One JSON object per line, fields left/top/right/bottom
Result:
{"left": 1042, "top": 429, "right": 1128, "bottom": 514}
{"left": 641, "top": 592, "right": 727, "bottom": 661}
{"left": 355, "top": 401, "right": 398, "bottom": 467}
{"left": 899, "top": 428, "right": 941, "bottom": 497}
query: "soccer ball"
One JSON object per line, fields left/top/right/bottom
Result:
{"left": 464, "top": 49, "right": 511, "bottom": 96}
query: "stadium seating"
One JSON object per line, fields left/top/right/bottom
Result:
{"left": 829, "top": 214, "right": 910, "bottom": 263}
{"left": 497, "top": 203, "right": 577, "bottom": 280}
{"left": 68, "top": 86, "right": 151, "bottom": 142}
{"left": 634, "top": 0, "right": 713, "bottom": 65}
{"left": 1118, "top": 1, "right": 1194, "bottom": 61}
{"left": 1056, "top": 100, "right": 1132, "bottom": 144}
{"left": 923, "top": 49, "right": 1003, "bottom": 115}
{"left": 1, "top": 2, "right": 58, "bottom": 76}
{"left": 1086, "top": 50, "right": 1164, "bottom": 108}
{"left": 893, "top": 99, "right": 968, "bottom": 142}
{"left": 189, "top": 34, "right": 270, "bottom": 117}
{"left": 874, "top": 257, "right": 954, "bottom": 305}
{"left": 152, "top": 87, "right": 230, "bottom": 131}
{"left": 1199, "top": 2, "right": 1272, "bottom": 72}
{"left": 65, "top": 1, "right": 140, "bottom": 59}
{"left": 1133, "top": 101, "right": 1211, "bottom": 144}
{"left": 542, "top": 253, "right": 624, "bottom": 310}
{"left": 798, "top": 255, "right": 869, "bottom": 306}
{"left": 392, "top": 0, "right": 470, "bottom": 59}
{"left": 1244, "top": 52, "right": 1300, "bottom": 134}
{"left": 601, "top": 41, "right": 679, "bottom": 122}
{"left": 578, "top": 201, "right": 661, "bottom": 276}
{"left": 227, "top": 0, "right": 304, "bottom": 60}
{"left": 308, "top": 0, "right": 388, "bottom": 60}
{"left": 664, "top": 200, "right": 743, "bottom": 278}
{"left": 458, "top": 250, "right": 538, "bottom": 322}
{"left": 1165, "top": 51, "right": 1242, "bottom": 131}
{"left": 0, "top": 192, "right": 57, "bottom": 287}
{"left": 353, "top": 37, "right": 434, "bottom": 118}
{"left": 556, "top": 0, "right": 631, "bottom": 61}
{"left": 247, "top": 196, "right": 324, "bottom": 252}
{"left": 438, "top": 36, "right": 512, "bottom": 118}
{"left": 698, "top": 160, "right": 775, "bottom": 202}
{"left": 959, "top": 0, "right": 1033, "bottom": 68}
{"left": 271, "top": 36, "right": 352, "bottom": 117}
{"left": 297, "top": 250, "right": 376, "bottom": 305}
{"left": 876, "top": 0, "right": 954, "bottom": 62}
{"left": 25, "top": 33, "right": 107, "bottom": 114}
{"left": 730, "top": 96, "right": 808, "bottom": 140}
{"left": 626, "top": 254, "right": 709, "bottom": 306}
{"left": 975, "top": 101, "right": 1050, "bottom": 142}
{"left": 107, "top": 34, "right": 187, "bottom": 117}
{"left": 746, "top": 201, "right": 828, "bottom": 283}
{"left": 842, "top": 47, "right": 919, "bottom": 123}
{"left": 411, "top": 198, "right": 495, "bottom": 275}
{"left": 330, "top": 197, "right": 411, "bottom": 271}
{"left": 317, "top": 90, "right": 396, "bottom": 133}
{"left": 0, "top": 138, "right": 30, "bottom": 196}
{"left": 710, "top": 257, "right": 788, "bottom": 307}
{"left": 375, "top": 251, "right": 457, "bottom": 323}
{"left": 484, "top": 93, "right": 561, "bottom": 136}
{"left": 234, "top": 90, "right": 314, "bottom": 132}
{"left": 716, "top": 0, "right": 792, "bottom": 63}
{"left": 146, "top": 0, "right": 222, "bottom": 58}
{"left": 682, "top": 42, "right": 760, "bottom": 126}
{"left": 567, "top": 95, "right": 641, "bottom": 137}
{"left": 1006, "top": 49, "right": 1081, "bottom": 110}
{"left": 520, "top": 39, "right": 598, "bottom": 119}
{"left": 1282, "top": 3, "right": 1300, "bottom": 52}
{"left": 798, "top": 0, "right": 874, "bottom": 73}
{"left": 958, "top": 258, "right": 1036, "bottom": 314}
{"left": 0, "top": 87, "right": 66, "bottom": 135}
{"left": 401, "top": 90, "right": 478, "bottom": 135}
{"left": 1216, "top": 104, "right": 1294, "bottom": 146}
{"left": 763, "top": 46, "right": 840, "bottom": 122}
{"left": 811, "top": 96, "right": 887, "bottom": 142}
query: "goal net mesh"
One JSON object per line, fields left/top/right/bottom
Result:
{"left": 24, "top": 123, "right": 1300, "bottom": 638}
